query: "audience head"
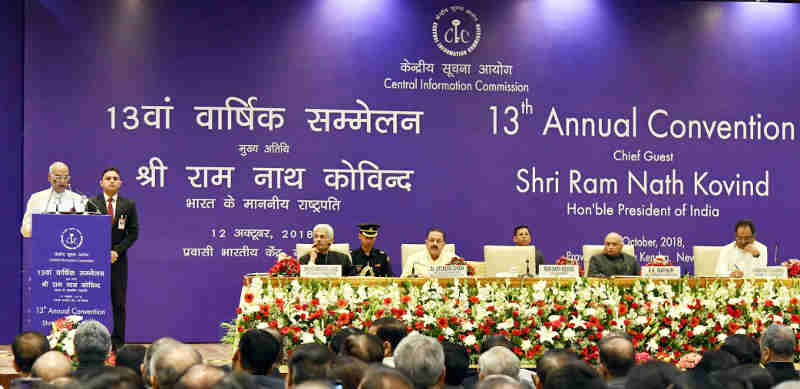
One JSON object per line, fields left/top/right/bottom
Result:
{"left": 151, "top": 344, "right": 203, "bottom": 389}
{"left": 49, "top": 377, "right": 80, "bottom": 389}
{"left": 264, "top": 327, "right": 285, "bottom": 363}
{"left": 116, "top": 345, "right": 147, "bottom": 378}
{"left": 598, "top": 335, "right": 635, "bottom": 379}
{"left": 480, "top": 335, "right": 514, "bottom": 353}
{"left": 760, "top": 324, "right": 796, "bottom": 363}
{"left": 442, "top": 341, "right": 469, "bottom": 386}
{"left": 295, "top": 381, "right": 335, "bottom": 389}
{"left": 544, "top": 360, "right": 607, "bottom": 389}
{"left": 288, "top": 342, "right": 335, "bottom": 388}
{"left": 12, "top": 331, "right": 50, "bottom": 374}
{"left": 143, "top": 337, "right": 181, "bottom": 386}
{"left": 208, "top": 371, "right": 256, "bottom": 389}
{"left": 174, "top": 364, "right": 226, "bottom": 389}
{"left": 707, "top": 368, "right": 757, "bottom": 389}
{"left": 327, "top": 355, "right": 367, "bottom": 389}
{"left": 74, "top": 321, "right": 111, "bottom": 366}
{"left": 535, "top": 349, "right": 579, "bottom": 389}
{"left": 477, "top": 375, "right": 524, "bottom": 389}
{"left": 774, "top": 382, "right": 800, "bottom": 389}
{"left": 359, "top": 365, "right": 415, "bottom": 389}
{"left": 720, "top": 334, "right": 761, "bottom": 365}
{"left": 83, "top": 366, "right": 144, "bottom": 389}
{"left": 31, "top": 351, "right": 73, "bottom": 382}
{"left": 329, "top": 327, "right": 362, "bottom": 354}
{"left": 369, "top": 317, "right": 408, "bottom": 357}
{"left": 341, "top": 334, "right": 384, "bottom": 363}
{"left": 693, "top": 349, "right": 738, "bottom": 374}
{"left": 394, "top": 334, "right": 446, "bottom": 389}
{"left": 234, "top": 329, "right": 281, "bottom": 375}
{"left": 623, "top": 360, "right": 679, "bottom": 389}
{"left": 478, "top": 346, "right": 520, "bottom": 381}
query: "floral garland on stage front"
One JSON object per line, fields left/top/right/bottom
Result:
{"left": 222, "top": 278, "right": 800, "bottom": 364}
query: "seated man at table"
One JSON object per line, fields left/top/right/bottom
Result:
{"left": 401, "top": 228, "right": 457, "bottom": 277}
{"left": 512, "top": 225, "right": 545, "bottom": 274}
{"left": 299, "top": 224, "right": 353, "bottom": 275}
{"left": 715, "top": 219, "right": 767, "bottom": 278}
{"left": 587, "top": 232, "right": 640, "bottom": 277}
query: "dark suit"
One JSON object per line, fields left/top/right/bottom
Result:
{"left": 87, "top": 194, "right": 139, "bottom": 347}
{"left": 299, "top": 250, "right": 352, "bottom": 275}
{"left": 587, "top": 252, "right": 640, "bottom": 277}
{"left": 766, "top": 362, "right": 800, "bottom": 385}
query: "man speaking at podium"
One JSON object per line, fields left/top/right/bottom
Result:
{"left": 86, "top": 168, "right": 139, "bottom": 350}
{"left": 20, "top": 161, "right": 83, "bottom": 237}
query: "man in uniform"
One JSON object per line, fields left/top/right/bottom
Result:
{"left": 350, "top": 224, "right": 393, "bottom": 277}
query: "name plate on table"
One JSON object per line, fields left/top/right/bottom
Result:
{"left": 751, "top": 266, "right": 788, "bottom": 279}
{"left": 539, "top": 265, "right": 580, "bottom": 278}
{"left": 641, "top": 266, "right": 681, "bottom": 279}
{"left": 300, "top": 265, "right": 342, "bottom": 278}
{"left": 430, "top": 265, "right": 467, "bottom": 278}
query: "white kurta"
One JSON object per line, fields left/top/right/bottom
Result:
{"left": 715, "top": 240, "right": 768, "bottom": 276}
{"left": 401, "top": 249, "right": 458, "bottom": 277}
{"left": 21, "top": 188, "right": 84, "bottom": 237}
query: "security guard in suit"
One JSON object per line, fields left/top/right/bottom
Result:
{"left": 350, "top": 224, "right": 393, "bottom": 277}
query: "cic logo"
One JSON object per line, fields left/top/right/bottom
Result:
{"left": 60, "top": 227, "right": 84, "bottom": 250}
{"left": 432, "top": 5, "right": 481, "bottom": 57}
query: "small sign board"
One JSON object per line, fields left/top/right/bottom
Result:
{"left": 300, "top": 265, "right": 342, "bottom": 278}
{"left": 538, "top": 265, "right": 580, "bottom": 278}
{"left": 750, "top": 266, "right": 788, "bottom": 279}
{"left": 430, "top": 265, "right": 467, "bottom": 278}
{"left": 641, "top": 266, "right": 681, "bottom": 279}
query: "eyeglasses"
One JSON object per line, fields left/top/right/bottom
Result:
{"left": 735, "top": 235, "right": 754, "bottom": 242}
{"left": 52, "top": 175, "right": 70, "bottom": 181}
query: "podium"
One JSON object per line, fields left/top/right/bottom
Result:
{"left": 23, "top": 214, "right": 112, "bottom": 333}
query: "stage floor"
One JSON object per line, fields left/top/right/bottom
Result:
{"left": 0, "top": 343, "right": 233, "bottom": 374}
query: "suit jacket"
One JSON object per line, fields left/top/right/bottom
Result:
{"left": 766, "top": 362, "right": 800, "bottom": 385}
{"left": 587, "top": 252, "right": 640, "bottom": 277}
{"left": 86, "top": 194, "right": 139, "bottom": 260}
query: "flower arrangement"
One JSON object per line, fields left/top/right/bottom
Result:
{"left": 223, "top": 278, "right": 800, "bottom": 365}
{"left": 448, "top": 257, "right": 475, "bottom": 276}
{"left": 269, "top": 253, "right": 300, "bottom": 277}
{"left": 48, "top": 315, "right": 83, "bottom": 357}
{"left": 646, "top": 256, "right": 672, "bottom": 267}
{"left": 781, "top": 259, "right": 800, "bottom": 278}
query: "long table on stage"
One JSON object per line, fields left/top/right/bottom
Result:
{"left": 228, "top": 276, "right": 800, "bottom": 364}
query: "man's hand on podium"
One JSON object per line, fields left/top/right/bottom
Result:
{"left": 111, "top": 250, "right": 119, "bottom": 264}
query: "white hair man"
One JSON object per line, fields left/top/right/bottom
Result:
{"left": 478, "top": 347, "right": 520, "bottom": 382}
{"left": 587, "top": 232, "right": 640, "bottom": 277}
{"left": 394, "top": 334, "right": 446, "bottom": 389}
{"left": 761, "top": 324, "right": 800, "bottom": 385}
{"left": 298, "top": 224, "right": 352, "bottom": 274}
{"left": 21, "top": 161, "right": 84, "bottom": 237}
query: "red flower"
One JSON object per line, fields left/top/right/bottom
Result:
{"left": 376, "top": 309, "right": 385, "bottom": 318}
{"left": 236, "top": 307, "right": 242, "bottom": 315}
{"left": 438, "top": 317, "right": 449, "bottom": 329}
{"left": 244, "top": 293, "right": 254, "bottom": 303}
{"left": 401, "top": 296, "right": 412, "bottom": 304}
{"left": 260, "top": 305, "right": 270, "bottom": 315}
{"left": 269, "top": 320, "right": 278, "bottom": 328}
{"left": 469, "top": 296, "right": 480, "bottom": 304}
{"left": 384, "top": 297, "right": 392, "bottom": 305}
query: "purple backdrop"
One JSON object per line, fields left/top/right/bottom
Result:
{"left": 20, "top": 1, "right": 800, "bottom": 342}
{"left": 2, "top": 0, "right": 23, "bottom": 344}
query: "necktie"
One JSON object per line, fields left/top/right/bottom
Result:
{"left": 107, "top": 197, "right": 114, "bottom": 223}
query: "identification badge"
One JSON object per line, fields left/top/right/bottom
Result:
{"left": 118, "top": 214, "right": 126, "bottom": 230}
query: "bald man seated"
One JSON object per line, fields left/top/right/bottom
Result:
{"left": 32, "top": 351, "right": 74, "bottom": 382}
{"left": 587, "top": 232, "right": 640, "bottom": 277}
